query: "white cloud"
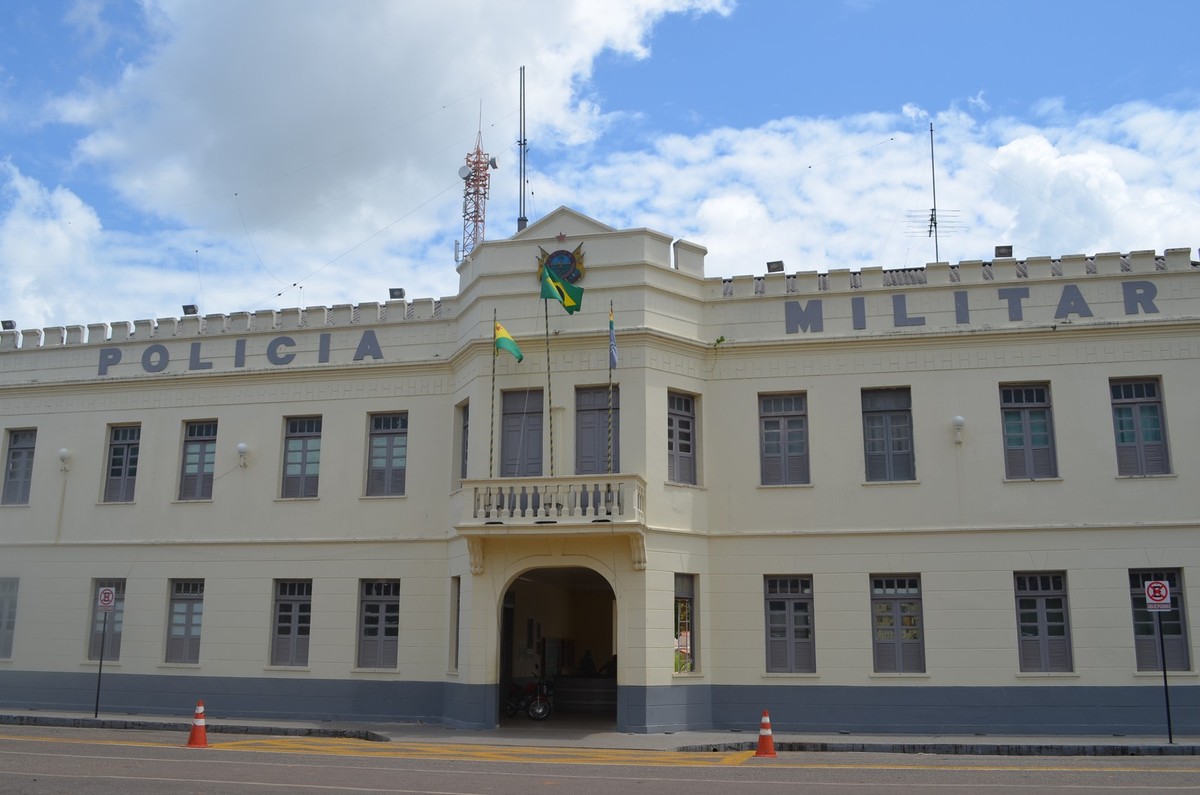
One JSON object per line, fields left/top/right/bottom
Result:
{"left": 1, "top": 0, "right": 1198, "bottom": 332}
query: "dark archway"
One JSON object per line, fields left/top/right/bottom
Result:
{"left": 500, "top": 566, "right": 617, "bottom": 721}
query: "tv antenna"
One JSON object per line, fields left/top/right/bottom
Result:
{"left": 904, "top": 123, "right": 965, "bottom": 261}
{"left": 459, "top": 104, "right": 498, "bottom": 261}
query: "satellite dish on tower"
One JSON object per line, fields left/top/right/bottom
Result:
{"left": 458, "top": 165, "right": 471, "bottom": 180}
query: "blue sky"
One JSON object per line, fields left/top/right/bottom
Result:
{"left": 2, "top": 0, "right": 1198, "bottom": 330}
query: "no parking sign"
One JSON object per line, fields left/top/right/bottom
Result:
{"left": 1145, "top": 580, "right": 1171, "bottom": 612}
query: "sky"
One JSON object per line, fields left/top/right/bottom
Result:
{"left": 2, "top": 0, "right": 1199, "bottom": 330}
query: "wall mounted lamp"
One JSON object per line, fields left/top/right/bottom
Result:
{"left": 58, "top": 448, "right": 71, "bottom": 472}
{"left": 236, "top": 442, "right": 249, "bottom": 467}
{"left": 952, "top": 416, "right": 966, "bottom": 445}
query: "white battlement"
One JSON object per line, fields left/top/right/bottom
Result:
{"left": 0, "top": 297, "right": 442, "bottom": 352}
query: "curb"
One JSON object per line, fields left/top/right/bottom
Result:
{"left": 0, "top": 714, "right": 390, "bottom": 743}
{"left": 677, "top": 740, "right": 1200, "bottom": 757}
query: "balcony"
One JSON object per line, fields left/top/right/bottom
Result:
{"left": 455, "top": 475, "right": 647, "bottom": 573}
{"left": 462, "top": 474, "right": 645, "bottom": 525}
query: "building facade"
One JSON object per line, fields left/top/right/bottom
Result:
{"left": 1, "top": 207, "right": 1197, "bottom": 735}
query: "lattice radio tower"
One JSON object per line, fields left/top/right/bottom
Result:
{"left": 459, "top": 123, "right": 497, "bottom": 260}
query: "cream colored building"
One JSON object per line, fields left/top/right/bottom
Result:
{"left": 1, "top": 207, "right": 1197, "bottom": 735}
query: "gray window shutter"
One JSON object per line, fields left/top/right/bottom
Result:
{"left": 576, "top": 387, "right": 619, "bottom": 475}
{"left": 765, "top": 599, "right": 789, "bottom": 672}
{"left": 900, "top": 638, "right": 924, "bottom": 672}
{"left": 502, "top": 390, "right": 542, "bottom": 477}
{"left": 1115, "top": 443, "right": 1140, "bottom": 476}
{"left": 1142, "top": 439, "right": 1169, "bottom": 475}
{"left": 1030, "top": 446, "right": 1056, "bottom": 479}
{"left": 1005, "top": 446, "right": 1029, "bottom": 479}
{"left": 873, "top": 636, "right": 897, "bottom": 672}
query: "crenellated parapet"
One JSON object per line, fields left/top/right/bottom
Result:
{"left": 711, "top": 248, "right": 1197, "bottom": 300}
{"left": 0, "top": 297, "right": 446, "bottom": 353}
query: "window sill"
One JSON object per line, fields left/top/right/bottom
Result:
{"left": 663, "top": 481, "right": 704, "bottom": 491}
{"left": 762, "top": 671, "right": 819, "bottom": 679}
{"left": 95, "top": 501, "right": 136, "bottom": 506}
{"left": 263, "top": 665, "right": 310, "bottom": 673}
{"left": 861, "top": 480, "right": 921, "bottom": 487}
{"left": 171, "top": 499, "right": 213, "bottom": 505}
{"left": 672, "top": 671, "right": 703, "bottom": 679}
{"left": 80, "top": 660, "right": 121, "bottom": 668}
{"left": 359, "top": 494, "right": 407, "bottom": 501}
{"left": 158, "top": 662, "right": 201, "bottom": 669}
{"left": 351, "top": 667, "right": 399, "bottom": 675}
{"left": 0, "top": 504, "right": 30, "bottom": 509}
{"left": 273, "top": 497, "right": 320, "bottom": 503}
{"left": 1133, "top": 670, "right": 1197, "bottom": 678}
{"left": 868, "top": 672, "right": 929, "bottom": 679}
{"left": 1114, "top": 474, "right": 1177, "bottom": 481}
{"left": 1014, "top": 671, "right": 1078, "bottom": 679}
{"left": 1002, "top": 477, "right": 1063, "bottom": 484}
{"left": 757, "top": 483, "right": 814, "bottom": 490}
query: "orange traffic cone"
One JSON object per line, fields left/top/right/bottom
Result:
{"left": 186, "top": 700, "right": 209, "bottom": 748}
{"left": 754, "top": 709, "right": 777, "bottom": 757}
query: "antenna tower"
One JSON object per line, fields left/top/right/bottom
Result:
{"left": 517, "top": 65, "right": 528, "bottom": 232}
{"left": 904, "top": 122, "right": 965, "bottom": 260}
{"left": 460, "top": 119, "right": 496, "bottom": 259}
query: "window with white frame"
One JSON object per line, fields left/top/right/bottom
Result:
{"left": 871, "top": 575, "right": 924, "bottom": 673}
{"left": 760, "top": 394, "right": 809, "bottom": 485}
{"left": 1014, "top": 572, "right": 1072, "bottom": 672}
{"left": 862, "top": 389, "right": 915, "bottom": 482}
{"left": 366, "top": 413, "right": 407, "bottom": 496}
{"left": 1000, "top": 385, "right": 1058, "bottom": 479}
{"left": 282, "top": 417, "right": 322, "bottom": 498}
{"left": 1110, "top": 379, "right": 1171, "bottom": 476}
{"left": 358, "top": 579, "right": 400, "bottom": 668}
{"left": 104, "top": 426, "right": 141, "bottom": 503}
{"left": 1129, "top": 569, "right": 1189, "bottom": 671}
{"left": 667, "top": 392, "right": 696, "bottom": 485}
{"left": 88, "top": 578, "right": 125, "bottom": 661}
{"left": 0, "top": 578, "right": 17, "bottom": 658}
{"left": 2, "top": 429, "right": 36, "bottom": 506}
{"left": 674, "top": 573, "right": 696, "bottom": 672}
{"left": 271, "top": 580, "right": 312, "bottom": 666}
{"left": 166, "top": 579, "right": 204, "bottom": 664}
{"left": 764, "top": 576, "right": 815, "bottom": 673}
{"left": 179, "top": 421, "right": 217, "bottom": 501}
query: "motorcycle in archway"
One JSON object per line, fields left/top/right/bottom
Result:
{"left": 504, "top": 665, "right": 554, "bottom": 720}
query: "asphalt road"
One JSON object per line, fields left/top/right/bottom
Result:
{"left": 1, "top": 726, "right": 1199, "bottom": 794}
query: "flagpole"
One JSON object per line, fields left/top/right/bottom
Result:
{"left": 607, "top": 301, "right": 614, "bottom": 475}
{"left": 489, "top": 308, "right": 497, "bottom": 479}
{"left": 544, "top": 297, "right": 554, "bottom": 476}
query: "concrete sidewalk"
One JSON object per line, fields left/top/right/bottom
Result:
{"left": 1, "top": 709, "right": 1196, "bottom": 756}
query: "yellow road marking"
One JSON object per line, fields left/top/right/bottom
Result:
{"left": 3, "top": 733, "right": 1199, "bottom": 774}
{"left": 217, "top": 737, "right": 756, "bottom": 766}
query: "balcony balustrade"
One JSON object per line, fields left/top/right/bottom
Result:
{"left": 461, "top": 475, "right": 645, "bottom": 526}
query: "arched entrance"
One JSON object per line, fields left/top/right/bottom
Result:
{"left": 500, "top": 566, "right": 617, "bottom": 722}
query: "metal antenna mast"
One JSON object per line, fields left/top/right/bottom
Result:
{"left": 517, "top": 65, "right": 528, "bottom": 232}
{"left": 460, "top": 105, "right": 497, "bottom": 260}
{"left": 928, "top": 122, "right": 940, "bottom": 263}
{"left": 905, "top": 122, "right": 964, "bottom": 261}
